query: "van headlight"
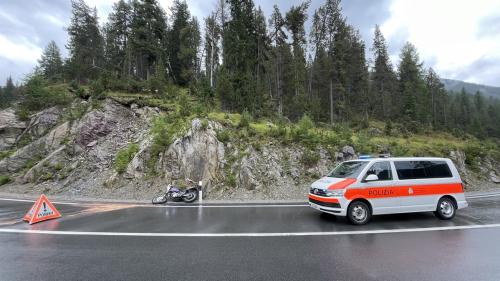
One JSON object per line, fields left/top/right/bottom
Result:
{"left": 325, "top": 189, "right": 345, "bottom": 197}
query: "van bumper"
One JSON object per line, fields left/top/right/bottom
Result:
{"left": 308, "top": 194, "right": 347, "bottom": 216}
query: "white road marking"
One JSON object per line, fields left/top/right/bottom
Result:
{"left": 0, "top": 198, "right": 81, "bottom": 205}
{"left": 0, "top": 191, "right": 499, "bottom": 207}
{"left": 145, "top": 204, "right": 308, "bottom": 208}
{"left": 466, "top": 193, "right": 500, "bottom": 199}
{"left": 0, "top": 197, "right": 307, "bottom": 207}
{"left": 1, "top": 223, "right": 500, "bottom": 237}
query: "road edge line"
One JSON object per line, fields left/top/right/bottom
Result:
{"left": 1, "top": 223, "right": 500, "bottom": 237}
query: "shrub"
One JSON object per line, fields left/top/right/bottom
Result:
{"left": 90, "top": 79, "right": 105, "bottom": 100}
{"left": 147, "top": 76, "right": 166, "bottom": 96}
{"left": 296, "top": 114, "right": 314, "bottom": 134}
{"left": 463, "top": 142, "right": 485, "bottom": 170}
{"left": 0, "top": 175, "right": 10, "bottom": 186}
{"left": 384, "top": 120, "right": 393, "bottom": 136}
{"left": 301, "top": 150, "right": 320, "bottom": 167}
{"left": 21, "top": 73, "right": 72, "bottom": 111}
{"left": 355, "top": 132, "right": 372, "bottom": 154}
{"left": 126, "top": 78, "right": 146, "bottom": 93}
{"left": 114, "top": 143, "right": 140, "bottom": 173}
{"left": 15, "top": 108, "right": 31, "bottom": 121}
{"left": 54, "top": 163, "right": 64, "bottom": 171}
{"left": 41, "top": 172, "right": 53, "bottom": 181}
{"left": 238, "top": 109, "right": 252, "bottom": 128}
{"left": 201, "top": 119, "right": 209, "bottom": 130}
{"left": 225, "top": 172, "right": 237, "bottom": 187}
{"left": 147, "top": 116, "right": 189, "bottom": 173}
{"left": 0, "top": 151, "right": 13, "bottom": 160}
{"left": 69, "top": 80, "right": 88, "bottom": 99}
{"left": 179, "top": 92, "right": 191, "bottom": 117}
{"left": 216, "top": 129, "right": 231, "bottom": 143}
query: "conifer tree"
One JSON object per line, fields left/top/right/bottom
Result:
{"left": 38, "top": 41, "right": 63, "bottom": 82}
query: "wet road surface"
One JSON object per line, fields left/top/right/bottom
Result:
{"left": 0, "top": 194, "right": 500, "bottom": 280}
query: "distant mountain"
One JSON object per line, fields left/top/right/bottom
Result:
{"left": 441, "top": 78, "right": 500, "bottom": 99}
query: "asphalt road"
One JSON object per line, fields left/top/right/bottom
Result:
{"left": 1, "top": 193, "right": 500, "bottom": 280}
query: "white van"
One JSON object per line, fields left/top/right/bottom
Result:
{"left": 309, "top": 156, "right": 468, "bottom": 225}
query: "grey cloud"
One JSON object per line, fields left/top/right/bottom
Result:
{"left": 451, "top": 56, "right": 500, "bottom": 87}
{"left": 1, "top": 0, "right": 498, "bottom": 87}
{"left": 0, "top": 0, "right": 71, "bottom": 84}
{"left": 477, "top": 13, "right": 500, "bottom": 38}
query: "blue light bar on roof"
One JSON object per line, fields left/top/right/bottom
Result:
{"left": 359, "top": 155, "right": 371, "bottom": 159}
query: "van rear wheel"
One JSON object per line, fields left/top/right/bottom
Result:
{"left": 347, "top": 201, "right": 371, "bottom": 225}
{"left": 435, "top": 197, "right": 456, "bottom": 220}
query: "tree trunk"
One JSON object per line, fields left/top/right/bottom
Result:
{"left": 330, "top": 79, "right": 334, "bottom": 125}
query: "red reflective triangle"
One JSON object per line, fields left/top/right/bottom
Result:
{"left": 23, "top": 194, "right": 61, "bottom": 224}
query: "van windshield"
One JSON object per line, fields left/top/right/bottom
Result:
{"left": 328, "top": 161, "right": 369, "bottom": 178}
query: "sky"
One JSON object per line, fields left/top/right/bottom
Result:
{"left": 1, "top": 0, "right": 500, "bottom": 87}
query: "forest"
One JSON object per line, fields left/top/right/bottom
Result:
{"left": 0, "top": 0, "right": 499, "bottom": 139}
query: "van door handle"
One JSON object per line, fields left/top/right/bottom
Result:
{"left": 408, "top": 187, "right": 414, "bottom": 195}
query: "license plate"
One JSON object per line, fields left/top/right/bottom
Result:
{"left": 310, "top": 203, "right": 320, "bottom": 210}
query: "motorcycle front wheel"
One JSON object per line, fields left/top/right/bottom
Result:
{"left": 182, "top": 190, "right": 198, "bottom": 203}
{"left": 152, "top": 193, "right": 168, "bottom": 204}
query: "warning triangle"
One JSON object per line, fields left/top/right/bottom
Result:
{"left": 23, "top": 194, "right": 61, "bottom": 224}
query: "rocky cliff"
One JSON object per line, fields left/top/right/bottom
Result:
{"left": 0, "top": 99, "right": 498, "bottom": 200}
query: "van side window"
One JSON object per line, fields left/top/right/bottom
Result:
{"left": 395, "top": 161, "right": 452, "bottom": 180}
{"left": 365, "top": 161, "right": 392, "bottom": 181}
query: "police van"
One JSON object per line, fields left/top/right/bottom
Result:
{"left": 308, "top": 156, "right": 468, "bottom": 225}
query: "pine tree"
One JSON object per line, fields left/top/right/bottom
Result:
{"left": 309, "top": 0, "right": 343, "bottom": 124}
{"left": 269, "top": 5, "right": 287, "bottom": 116}
{"left": 397, "top": 42, "right": 425, "bottom": 121}
{"left": 370, "top": 25, "right": 396, "bottom": 119}
{"left": 129, "top": 0, "right": 168, "bottom": 80}
{"left": 222, "top": 0, "right": 258, "bottom": 112}
{"left": 345, "top": 28, "right": 369, "bottom": 121}
{"left": 103, "top": 0, "right": 132, "bottom": 78}
{"left": 2, "top": 76, "right": 16, "bottom": 104}
{"left": 38, "top": 41, "right": 63, "bottom": 82}
{"left": 168, "top": 0, "right": 199, "bottom": 85}
{"left": 425, "top": 68, "right": 445, "bottom": 127}
{"left": 66, "top": 0, "right": 104, "bottom": 82}
{"left": 285, "top": 1, "right": 310, "bottom": 119}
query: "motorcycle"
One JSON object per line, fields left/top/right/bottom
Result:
{"left": 152, "top": 178, "right": 201, "bottom": 204}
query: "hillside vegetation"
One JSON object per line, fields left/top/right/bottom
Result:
{"left": 0, "top": 0, "right": 499, "bottom": 198}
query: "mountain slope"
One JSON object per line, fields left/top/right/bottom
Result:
{"left": 442, "top": 78, "right": 500, "bottom": 99}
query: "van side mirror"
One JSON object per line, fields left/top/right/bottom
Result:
{"left": 364, "top": 174, "right": 379, "bottom": 182}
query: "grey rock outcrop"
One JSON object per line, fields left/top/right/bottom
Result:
{"left": 0, "top": 121, "right": 71, "bottom": 173}
{"left": 17, "top": 107, "right": 62, "bottom": 141}
{"left": 0, "top": 108, "right": 26, "bottom": 151}
{"left": 161, "top": 119, "right": 224, "bottom": 191}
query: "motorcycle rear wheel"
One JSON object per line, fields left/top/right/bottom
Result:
{"left": 152, "top": 193, "right": 168, "bottom": 204}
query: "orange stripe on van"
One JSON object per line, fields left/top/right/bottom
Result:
{"left": 344, "top": 183, "right": 463, "bottom": 200}
{"left": 308, "top": 194, "right": 340, "bottom": 203}
{"left": 327, "top": 178, "right": 357, "bottom": 190}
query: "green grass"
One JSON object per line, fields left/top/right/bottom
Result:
{"left": 0, "top": 175, "right": 10, "bottom": 186}
{"left": 0, "top": 150, "right": 14, "bottom": 160}
{"left": 114, "top": 143, "right": 140, "bottom": 174}
{"left": 107, "top": 88, "right": 500, "bottom": 169}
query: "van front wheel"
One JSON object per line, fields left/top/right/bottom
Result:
{"left": 347, "top": 201, "right": 371, "bottom": 225}
{"left": 435, "top": 197, "right": 456, "bottom": 220}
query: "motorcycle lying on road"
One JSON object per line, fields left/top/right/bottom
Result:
{"left": 152, "top": 178, "right": 201, "bottom": 204}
